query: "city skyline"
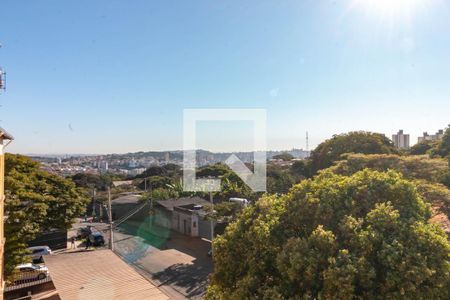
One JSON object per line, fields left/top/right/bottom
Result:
{"left": 1, "top": 0, "right": 450, "bottom": 154}
{"left": 11, "top": 125, "right": 450, "bottom": 156}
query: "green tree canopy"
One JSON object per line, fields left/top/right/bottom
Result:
{"left": 436, "top": 127, "right": 450, "bottom": 158}
{"left": 4, "top": 154, "right": 89, "bottom": 277}
{"left": 272, "top": 152, "right": 294, "bottom": 161}
{"left": 329, "top": 153, "right": 449, "bottom": 187}
{"left": 266, "top": 165, "right": 296, "bottom": 194}
{"left": 137, "top": 175, "right": 173, "bottom": 190}
{"left": 135, "top": 163, "right": 181, "bottom": 179}
{"left": 208, "top": 169, "right": 450, "bottom": 299}
{"left": 289, "top": 159, "right": 311, "bottom": 179}
{"left": 309, "top": 131, "right": 397, "bottom": 174}
{"left": 71, "top": 172, "right": 119, "bottom": 191}
{"left": 408, "top": 140, "right": 437, "bottom": 155}
{"left": 327, "top": 153, "right": 450, "bottom": 235}
{"left": 196, "top": 163, "right": 230, "bottom": 178}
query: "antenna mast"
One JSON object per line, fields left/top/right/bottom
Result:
{"left": 0, "top": 44, "right": 5, "bottom": 92}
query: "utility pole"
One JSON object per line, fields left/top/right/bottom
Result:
{"left": 144, "top": 178, "right": 147, "bottom": 191}
{"left": 91, "top": 187, "right": 96, "bottom": 217}
{"left": 108, "top": 187, "right": 114, "bottom": 250}
{"left": 209, "top": 191, "right": 214, "bottom": 255}
{"left": 0, "top": 44, "right": 5, "bottom": 92}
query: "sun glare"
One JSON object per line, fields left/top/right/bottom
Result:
{"left": 353, "top": 0, "right": 425, "bottom": 17}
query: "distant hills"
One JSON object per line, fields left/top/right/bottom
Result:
{"left": 30, "top": 148, "right": 310, "bottom": 167}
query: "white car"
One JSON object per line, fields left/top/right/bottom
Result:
{"left": 15, "top": 263, "right": 49, "bottom": 281}
{"left": 27, "top": 246, "right": 52, "bottom": 262}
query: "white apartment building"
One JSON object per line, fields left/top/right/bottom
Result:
{"left": 392, "top": 130, "right": 410, "bottom": 149}
{"left": 418, "top": 129, "right": 445, "bottom": 143}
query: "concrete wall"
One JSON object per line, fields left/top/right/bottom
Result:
{"left": 154, "top": 208, "right": 171, "bottom": 228}
{"left": 198, "top": 218, "right": 214, "bottom": 240}
{"left": 172, "top": 210, "right": 193, "bottom": 236}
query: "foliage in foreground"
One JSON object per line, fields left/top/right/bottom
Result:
{"left": 328, "top": 153, "right": 450, "bottom": 222}
{"left": 4, "top": 154, "right": 89, "bottom": 277}
{"left": 308, "top": 131, "right": 398, "bottom": 175}
{"left": 207, "top": 169, "right": 450, "bottom": 299}
{"left": 329, "top": 153, "right": 450, "bottom": 188}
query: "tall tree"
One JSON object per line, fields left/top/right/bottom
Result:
{"left": 309, "top": 131, "right": 397, "bottom": 174}
{"left": 437, "top": 127, "right": 450, "bottom": 158}
{"left": 4, "top": 154, "right": 89, "bottom": 277}
{"left": 408, "top": 140, "right": 437, "bottom": 155}
{"left": 208, "top": 170, "right": 450, "bottom": 299}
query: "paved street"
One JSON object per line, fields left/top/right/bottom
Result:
{"left": 70, "top": 218, "right": 213, "bottom": 299}
{"left": 113, "top": 221, "right": 213, "bottom": 299}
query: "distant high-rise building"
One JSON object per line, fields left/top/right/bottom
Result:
{"left": 417, "top": 129, "right": 445, "bottom": 143}
{"left": 98, "top": 161, "right": 108, "bottom": 172}
{"left": 392, "top": 130, "right": 410, "bottom": 149}
{"left": 165, "top": 152, "right": 170, "bottom": 162}
{"left": 128, "top": 159, "right": 137, "bottom": 168}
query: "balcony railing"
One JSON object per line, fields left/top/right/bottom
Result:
{"left": 4, "top": 271, "right": 52, "bottom": 292}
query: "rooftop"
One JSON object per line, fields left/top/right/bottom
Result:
{"left": 0, "top": 126, "right": 13, "bottom": 140}
{"left": 156, "top": 197, "right": 211, "bottom": 210}
{"left": 112, "top": 193, "right": 141, "bottom": 205}
{"left": 44, "top": 249, "right": 168, "bottom": 300}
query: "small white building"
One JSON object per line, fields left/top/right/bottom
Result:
{"left": 155, "top": 197, "right": 212, "bottom": 238}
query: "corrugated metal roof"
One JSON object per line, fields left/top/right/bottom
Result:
{"left": 112, "top": 194, "right": 141, "bottom": 205}
{"left": 156, "top": 197, "right": 211, "bottom": 210}
{"left": 44, "top": 249, "right": 168, "bottom": 300}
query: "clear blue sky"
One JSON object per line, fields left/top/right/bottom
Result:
{"left": 1, "top": 0, "right": 449, "bottom": 154}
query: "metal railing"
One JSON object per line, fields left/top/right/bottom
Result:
{"left": 5, "top": 271, "right": 52, "bottom": 292}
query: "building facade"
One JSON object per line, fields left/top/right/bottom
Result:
{"left": 392, "top": 130, "right": 410, "bottom": 149}
{"left": 155, "top": 197, "right": 213, "bottom": 239}
{"left": 418, "top": 129, "right": 445, "bottom": 143}
{"left": 0, "top": 128, "right": 13, "bottom": 300}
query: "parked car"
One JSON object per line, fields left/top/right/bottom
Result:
{"left": 89, "top": 232, "right": 105, "bottom": 246}
{"left": 27, "top": 246, "right": 52, "bottom": 263}
{"left": 77, "top": 226, "right": 92, "bottom": 239}
{"left": 14, "top": 263, "right": 49, "bottom": 282}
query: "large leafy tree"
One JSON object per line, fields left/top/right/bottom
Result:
{"left": 137, "top": 175, "right": 174, "bottom": 190}
{"left": 329, "top": 153, "right": 449, "bottom": 188}
{"left": 272, "top": 152, "right": 294, "bottom": 161}
{"left": 135, "top": 163, "right": 181, "bottom": 179}
{"left": 4, "top": 154, "right": 89, "bottom": 277}
{"left": 71, "top": 172, "right": 118, "bottom": 191}
{"left": 208, "top": 170, "right": 450, "bottom": 299}
{"left": 436, "top": 127, "right": 450, "bottom": 158}
{"left": 309, "top": 131, "right": 397, "bottom": 174}
{"left": 408, "top": 140, "right": 438, "bottom": 155}
{"left": 289, "top": 159, "right": 311, "bottom": 179}
{"left": 266, "top": 165, "right": 296, "bottom": 194}
{"left": 327, "top": 153, "right": 450, "bottom": 223}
